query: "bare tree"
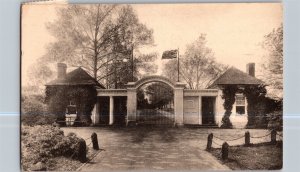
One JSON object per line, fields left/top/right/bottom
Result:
{"left": 45, "top": 5, "right": 117, "bottom": 79}
{"left": 163, "top": 34, "right": 225, "bottom": 89}
{"left": 42, "top": 4, "right": 156, "bottom": 86}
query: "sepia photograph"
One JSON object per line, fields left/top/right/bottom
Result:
{"left": 21, "top": 3, "right": 283, "bottom": 171}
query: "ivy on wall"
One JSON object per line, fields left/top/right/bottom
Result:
{"left": 244, "top": 85, "right": 267, "bottom": 128}
{"left": 221, "top": 85, "right": 238, "bottom": 128}
{"left": 45, "top": 86, "right": 97, "bottom": 126}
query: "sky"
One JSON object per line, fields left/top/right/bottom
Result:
{"left": 21, "top": 3, "right": 282, "bottom": 85}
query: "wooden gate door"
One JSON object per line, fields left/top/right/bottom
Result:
{"left": 202, "top": 97, "right": 216, "bottom": 125}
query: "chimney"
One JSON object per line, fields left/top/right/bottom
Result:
{"left": 57, "top": 63, "right": 67, "bottom": 79}
{"left": 246, "top": 63, "right": 255, "bottom": 77}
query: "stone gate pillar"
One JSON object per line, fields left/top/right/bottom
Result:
{"left": 127, "top": 89, "right": 137, "bottom": 125}
{"left": 91, "top": 99, "right": 100, "bottom": 125}
{"left": 174, "top": 83, "right": 185, "bottom": 126}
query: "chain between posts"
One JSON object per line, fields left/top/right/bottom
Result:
{"left": 250, "top": 132, "right": 271, "bottom": 139}
{"left": 208, "top": 130, "right": 276, "bottom": 149}
{"left": 213, "top": 134, "right": 245, "bottom": 142}
{"left": 212, "top": 139, "right": 223, "bottom": 147}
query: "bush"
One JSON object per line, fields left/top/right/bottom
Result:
{"left": 22, "top": 94, "right": 47, "bottom": 116}
{"left": 21, "top": 114, "right": 56, "bottom": 126}
{"left": 267, "top": 110, "right": 283, "bottom": 131}
{"left": 21, "top": 94, "right": 57, "bottom": 126}
{"left": 21, "top": 125, "right": 84, "bottom": 171}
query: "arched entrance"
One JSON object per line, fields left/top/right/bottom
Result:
{"left": 95, "top": 75, "right": 220, "bottom": 126}
{"left": 126, "top": 75, "right": 186, "bottom": 126}
{"left": 137, "top": 81, "right": 174, "bottom": 125}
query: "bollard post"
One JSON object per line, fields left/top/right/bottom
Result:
{"left": 206, "top": 133, "right": 213, "bottom": 151}
{"left": 271, "top": 129, "right": 277, "bottom": 144}
{"left": 91, "top": 132, "right": 100, "bottom": 150}
{"left": 222, "top": 142, "right": 229, "bottom": 160}
{"left": 78, "top": 138, "right": 87, "bottom": 163}
{"left": 245, "top": 131, "right": 250, "bottom": 146}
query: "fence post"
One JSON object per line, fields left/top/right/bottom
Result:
{"left": 91, "top": 132, "right": 100, "bottom": 150}
{"left": 206, "top": 133, "right": 213, "bottom": 151}
{"left": 271, "top": 129, "right": 277, "bottom": 144}
{"left": 222, "top": 142, "right": 229, "bottom": 160}
{"left": 245, "top": 131, "right": 250, "bottom": 146}
{"left": 78, "top": 138, "right": 87, "bottom": 163}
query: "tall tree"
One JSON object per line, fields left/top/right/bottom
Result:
{"left": 105, "top": 5, "right": 156, "bottom": 88}
{"left": 43, "top": 4, "right": 156, "bottom": 87}
{"left": 45, "top": 5, "right": 118, "bottom": 79}
{"left": 261, "top": 24, "right": 283, "bottom": 100}
{"left": 163, "top": 34, "right": 225, "bottom": 89}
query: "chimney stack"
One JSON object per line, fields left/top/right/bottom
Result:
{"left": 246, "top": 63, "right": 255, "bottom": 77}
{"left": 57, "top": 63, "right": 67, "bottom": 79}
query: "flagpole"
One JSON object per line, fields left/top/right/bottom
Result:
{"left": 177, "top": 48, "right": 180, "bottom": 82}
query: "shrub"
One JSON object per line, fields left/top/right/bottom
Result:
{"left": 21, "top": 125, "right": 84, "bottom": 171}
{"left": 21, "top": 94, "right": 57, "bottom": 126}
{"left": 21, "top": 114, "right": 56, "bottom": 126}
{"left": 267, "top": 110, "right": 283, "bottom": 131}
{"left": 21, "top": 94, "right": 47, "bottom": 116}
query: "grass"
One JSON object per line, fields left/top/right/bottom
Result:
{"left": 209, "top": 142, "right": 283, "bottom": 170}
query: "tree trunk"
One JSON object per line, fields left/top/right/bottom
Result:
{"left": 221, "top": 85, "right": 238, "bottom": 128}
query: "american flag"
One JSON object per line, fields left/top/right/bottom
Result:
{"left": 162, "top": 49, "right": 178, "bottom": 59}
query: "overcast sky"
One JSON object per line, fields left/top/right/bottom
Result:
{"left": 22, "top": 3, "right": 282, "bottom": 84}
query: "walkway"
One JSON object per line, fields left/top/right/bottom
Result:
{"left": 62, "top": 127, "right": 271, "bottom": 171}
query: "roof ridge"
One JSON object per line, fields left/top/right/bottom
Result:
{"left": 207, "top": 66, "right": 264, "bottom": 88}
{"left": 46, "top": 67, "right": 105, "bottom": 88}
{"left": 207, "top": 66, "right": 232, "bottom": 88}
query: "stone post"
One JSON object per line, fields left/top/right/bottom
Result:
{"left": 245, "top": 131, "right": 250, "bottom": 146}
{"left": 222, "top": 142, "right": 229, "bottom": 160}
{"left": 91, "top": 132, "right": 100, "bottom": 150}
{"left": 271, "top": 129, "right": 277, "bottom": 144}
{"left": 206, "top": 133, "right": 213, "bottom": 151}
{"left": 77, "top": 139, "right": 87, "bottom": 163}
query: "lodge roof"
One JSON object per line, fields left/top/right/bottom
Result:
{"left": 46, "top": 67, "right": 105, "bottom": 88}
{"left": 208, "top": 67, "right": 264, "bottom": 88}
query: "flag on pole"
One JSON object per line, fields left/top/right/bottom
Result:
{"left": 162, "top": 49, "right": 178, "bottom": 59}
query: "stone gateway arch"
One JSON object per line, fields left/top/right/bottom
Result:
{"left": 92, "top": 75, "right": 219, "bottom": 126}
{"left": 48, "top": 63, "right": 264, "bottom": 128}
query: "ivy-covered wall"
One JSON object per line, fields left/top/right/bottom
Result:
{"left": 244, "top": 85, "right": 268, "bottom": 128}
{"left": 219, "top": 85, "right": 270, "bottom": 129}
{"left": 220, "top": 85, "right": 238, "bottom": 128}
{"left": 45, "top": 85, "right": 97, "bottom": 126}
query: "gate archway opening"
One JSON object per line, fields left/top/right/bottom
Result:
{"left": 136, "top": 81, "right": 174, "bottom": 125}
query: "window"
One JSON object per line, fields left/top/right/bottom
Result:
{"left": 236, "top": 94, "right": 245, "bottom": 106}
{"left": 236, "top": 106, "right": 245, "bottom": 115}
{"left": 236, "top": 94, "right": 245, "bottom": 115}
